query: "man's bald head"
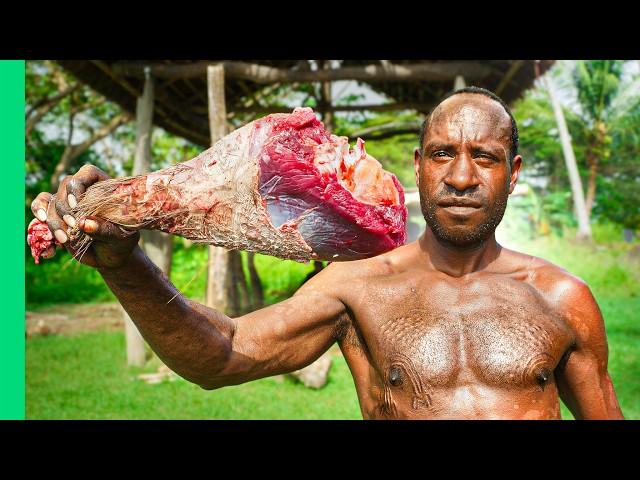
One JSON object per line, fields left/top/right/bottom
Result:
{"left": 419, "top": 86, "right": 519, "bottom": 166}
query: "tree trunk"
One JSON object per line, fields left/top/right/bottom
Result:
{"left": 585, "top": 121, "right": 607, "bottom": 220}
{"left": 319, "top": 60, "right": 334, "bottom": 131}
{"left": 206, "top": 246, "right": 229, "bottom": 312}
{"left": 225, "top": 253, "right": 240, "bottom": 317}
{"left": 49, "top": 112, "right": 130, "bottom": 192}
{"left": 123, "top": 71, "right": 174, "bottom": 367}
{"left": 26, "top": 83, "right": 79, "bottom": 138}
{"left": 544, "top": 74, "right": 592, "bottom": 241}
{"left": 247, "top": 252, "right": 264, "bottom": 309}
{"left": 297, "top": 62, "right": 335, "bottom": 389}
{"left": 124, "top": 73, "right": 154, "bottom": 367}
{"left": 235, "top": 251, "right": 251, "bottom": 312}
{"left": 228, "top": 251, "right": 250, "bottom": 315}
{"left": 205, "top": 64, "right": 231, "bottom": 313}
{"left": 585, "top": 153, "right": 598, "bottom": 219}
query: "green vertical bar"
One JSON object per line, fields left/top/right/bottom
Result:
{"left": 0, "top": 60, "right": 25, "bottom": 419}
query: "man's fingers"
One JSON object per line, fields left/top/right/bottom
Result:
{"left": 46, "top": 194, "right": 69, "bottom": 245}
{"left": 31, "top": 165, "right": 110, "bottom": 225}
{"left": 41, "top": 245, "right": 57, "bottom": 260}
{"left": 77, "top": 216, "right": 137, "bottom": 242}
{"left": 67, "top": 165, "right": 111, "bottom": 215}
{"left": 66, "top": 177, "right": 84, "bottom": 209}
{"left": 73, "top": 165, "right": 110, "bottom": 189}
{"left": 31, "top": 192, "right": 53, "bottom": 222}
{"left": 28, "top": 165, "right": 116, "bottom": 266}
{"left": 59, "top": 165, "right": 111, "bottom": 228}
{"left": 55, "top": 176, "right": 74, "bottom": 225}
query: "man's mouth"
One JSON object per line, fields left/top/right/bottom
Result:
{"left": 437, "top": 197, "right": 482, "bottom": 215}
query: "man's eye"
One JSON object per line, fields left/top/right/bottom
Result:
{"left": 433, "top": 151, "right": 450, "bottom": 158}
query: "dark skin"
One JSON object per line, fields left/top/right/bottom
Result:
{"left": 32, "top": 94, "right": 623, "bottom": 419}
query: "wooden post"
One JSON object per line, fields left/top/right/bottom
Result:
{"left": 123, "top": 67, "right": 174, "bottom": 366}
{"left": 544, "top": 73, "right": 592, "bottom": 240}
{"left": 319, "top": 60, "right": 334, "bottom": 131}
{"left": 205, "top": 65, "right": 231, "bottom": 312}
{"left": 247, "top": 252, "right": 264, "bottom": 309}
{"left": 231, "top": 251, "right": 251, "bottom": 313}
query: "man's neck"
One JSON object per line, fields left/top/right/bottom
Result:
{"left": 418, "top": 228, "right": 502, "bottom": 277}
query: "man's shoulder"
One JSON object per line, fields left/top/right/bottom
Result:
{"left": 301, "top": 243, "right": 410, "bottom": 294}
{"left": 322, "top": 249, "right": 400, "bottom": 281}
{"left": 510, "top": 250, "right": 601, "bottom": 326}
{"left": 529, "top": 255, "right": 591, "bottom": 298}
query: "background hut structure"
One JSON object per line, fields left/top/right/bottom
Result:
{"left": 56, "top": 60, "right": 553, "bottom": 370}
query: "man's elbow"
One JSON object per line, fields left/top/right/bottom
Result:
{"left": 198, "top": 379, "right": 225, "bottom": 391}
{"left": 192, "top": 358, "right": 248, "bottom": 391}
{"left": 169, "top": 368, "right": 228, "bottom": 391}
{"left": 178, "top": 351, "right": 236, "bottom": 391}
{"left": 196, "top": 372, "right": 247, "bottom": 391}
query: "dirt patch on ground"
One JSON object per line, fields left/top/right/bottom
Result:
{"left": 26, "top": 303, "right": 124, "bottom": 337}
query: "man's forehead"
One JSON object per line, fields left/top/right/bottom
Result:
{"left": 426, "top": 94, "right": 512, "bottom": 143}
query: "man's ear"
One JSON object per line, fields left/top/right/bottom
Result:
{"left": 508, "top": 154, "right": 522, "bottom": 194}
{"left": 414, "top": 147, "right": 422, "bottom": 187}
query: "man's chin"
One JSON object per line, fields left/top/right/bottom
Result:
{"left": 427, "top": 223, "right": 494, "bottom": 248}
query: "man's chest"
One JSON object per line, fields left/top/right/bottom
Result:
{"left": 346, "top": 273, "right": 576, "bottom": 389}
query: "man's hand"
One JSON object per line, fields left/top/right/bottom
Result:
{"left": 30, "top": 164, "right": 140, "bottom": 269}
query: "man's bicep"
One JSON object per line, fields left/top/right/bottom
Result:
{"left": 219, "top": 287, "right": 346, "bottom": 385}
{"left": 555, "top": 279, "right": 623, "bottom": 419}
{"left": 557, "top": 353, "right": 623, "bottom": 419}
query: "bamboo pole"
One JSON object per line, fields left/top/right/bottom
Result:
{"left": 544, "top": 73, "right": 592, "bottom": 240}
{"left": 205, "top": 65, "right": 231, "bottom": 312}
{"left": 113, "top": 61, "right": 491, "bottom": 83}
{"left": 123, "top": 67, "right": 176, "bottom": 367}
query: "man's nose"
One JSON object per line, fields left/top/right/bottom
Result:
{"left": 443, "top": 154, "right": 480, "bottom": 193}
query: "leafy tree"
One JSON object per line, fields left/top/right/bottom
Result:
{"left": 26, "top": 60, "right": 132, "bottom": 193}
{"left": 513, "top": 61, "right": 640, "bottom": 231}
{"left": 572, "top": 60, "right": 640, "bottom": 219}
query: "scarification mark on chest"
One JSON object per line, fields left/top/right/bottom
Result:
{"left": 375, "top": 301, "right": 573, "bottom": 388}
{"left": 467, "top": 303, "right": 568, "bottom": 385}
{"left": 377, "top": 352, "right": 436, "bottom": 417}
{"left": 378, "top": 313, "right": 459, "bottom": 386}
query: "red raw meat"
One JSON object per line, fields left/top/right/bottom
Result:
{"left": 257, "top": 108, "right": 406, "bottom": 260}
{"left": 27, "top": 218, "right": 61, "bottom": 264}
{"left": 30, "top": 108, "right": 407, "bottom": 264}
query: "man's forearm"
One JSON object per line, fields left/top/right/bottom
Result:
{"left": 98, "top": 245, "right": 235, "bottom": 386}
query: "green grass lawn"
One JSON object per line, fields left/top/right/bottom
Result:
{"left": 26, "top": 333, "right": 361, "bottom": 420}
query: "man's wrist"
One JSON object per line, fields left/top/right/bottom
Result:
{"left": 96, "top": 245, "right": 147, "bottom": 277}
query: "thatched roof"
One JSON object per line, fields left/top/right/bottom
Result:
{"left": 57, "top": 60, "right": 553, "bottom": 147}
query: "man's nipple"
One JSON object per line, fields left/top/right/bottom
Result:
{"left": 389, "top": 366, "right": 403, "bottom": 386}
{"left": 535, "top": 367, "right": 552, "bottom": 391}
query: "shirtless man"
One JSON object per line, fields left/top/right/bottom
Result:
{"left": 32, "top": 86, "right": 624, "bottom": 419}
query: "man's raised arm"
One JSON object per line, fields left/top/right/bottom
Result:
{"left": 30, "top": 164, "right": 348, "bottom": 390}
{"left": 98, "top": 246, "right": 346, "bottom": 390}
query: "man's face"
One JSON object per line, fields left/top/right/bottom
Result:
{"left": 414, "top": 94, "right": 522, "bottom": 247}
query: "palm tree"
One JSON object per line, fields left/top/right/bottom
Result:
{"left": 569, "top": 61, "right": 640, "bottom": 220}
{"left": 542, "top": 60, "right": 640, "bottom": 239}
{"left": 544, "top": 71, "right": 592, "bottom": 240}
